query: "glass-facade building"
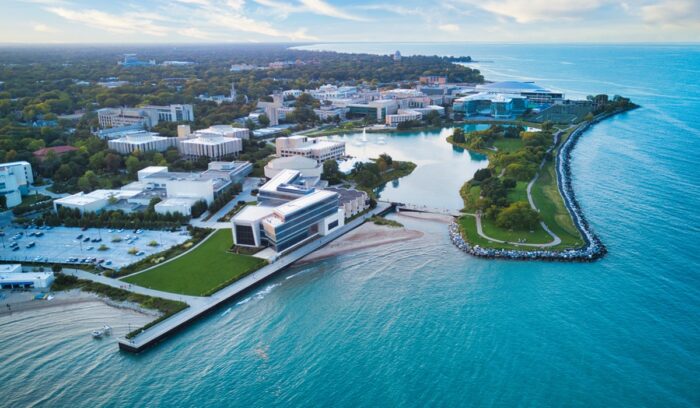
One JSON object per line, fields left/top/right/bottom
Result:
{"left": 262, "top": 191, "right": 339, "bottom": 252}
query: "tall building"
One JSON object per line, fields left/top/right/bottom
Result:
{"left": 275, "top": 136, "right": 345, "bottom": 164}
{"left": 0, "top": 161, "right": 33, "bottom": 208}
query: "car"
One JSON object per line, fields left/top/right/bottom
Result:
{"left": 81, "top": 226, "right": 88, "bottom": 231}
{"left": 76, "top": 234, "right": 83, "bottom": 240}
{"left": 87, "top": 246, "right": 94, "bottom": 251}
{"left": 83, "top": 237, "right": 90, "bottom": 242}
{"left": 26, "top": 242, "right": 36, "bottom": 248}
{"left": 136, "top": 251, "right": 145, "bottom": 256}
{"left": 12, "top": 247, "right": 19, "bottom": 252}
{"left": 104, "top": 260, "right": 112, "bottom": 266}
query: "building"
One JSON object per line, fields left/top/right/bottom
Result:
{"left": 419, "top": 76, "right": 448, "bottom": 85}
{"left": 393, "top": 50, "right": 402, "bottom": 62}
{"left": 314, "top": 106, "right": 348, "bottom": 120}
{"left": 97, "top": 104, "right": 194, "bottom": 129}
{"left": 386, "top": 109, "right": 422, "bottom": 126}
{"left": 232, "top": 190, "right": 344, "bottom": 253}
{"left": 177, "top": 126, "right": 245, "bottom": 159}
{"left": 119, "top": 54, "right": 155, "bottom": 67}
{"left": 347, "top": 100, "right": 398, "bottom": 122}
{"left": 275, "top": 136, "right": 345, "bottom": 164}
{"left": 0, "top": 265, "right": 54, "bottom": 290}
{"left": 197, "top": 83, "right": 238, "bottom": 105}
{"left": 231, "top": 169, "right": 368, "bottom": 253}
{"left": 33, "top": 145, "right": 78, "bottom": 161}
{"left": 230, "top": 63, "right": 259, "bottom": 72}
{"left": 324, "top": 187, "right": 369, "bottom": 217}
{"left": 107, "top": 131, "right": 177, "bottom": 154}
{"left": 264, "top": 156, "right": 322, "bottom": 179}
{"left": 475, "top": 81, "right": 564, "bottom": 105}
{"left": 453, "top": 93, "right": 527, "bottom": 119}
{"left": 0, "top": 161, "right": 33, "bottom": 208}
{"left": 54, "top": 162, "right": 251, "bottom": 216}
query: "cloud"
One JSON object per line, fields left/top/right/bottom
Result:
{"left": 438, "top": 23, "right": 460, "bottom": 33}
{"left": 456, "top": 0, "right": 608, "bottom": 23}
{"left": 46, "top": 7, "right": 170, "bottom": 36}
{"left": 299, "top": 0, "right": 368, "bottom": 21}
{"left": 253, "top": 0, "right": 368, "bottom": 21}
{"left": 640, "top": 0, "right": 700, "bottom": 28}
{"left": 32, "top": 22, "right": 56, "bottom": 33}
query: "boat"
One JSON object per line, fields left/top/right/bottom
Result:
{"left": 92, "top": 329, "right": 104, "bottom": 339}
{"left": 102, "top": 325, "right": 112, "bottom": 335}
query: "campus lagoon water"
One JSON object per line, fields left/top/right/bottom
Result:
{"left": 328, "top": 126, "right": 488, "bottom": 210}
{"left": 1, "top": 44, "right": 699, "bottom": 406}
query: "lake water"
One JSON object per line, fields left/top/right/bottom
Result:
{"left": 1, "top": 44, "right": 699, "bottom": 407}
{"left": 328, "top": 125, "right": 488, "bottom": 210}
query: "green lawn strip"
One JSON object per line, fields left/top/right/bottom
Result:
{"left": 457, "top": 215, "right": 524, "bottom": 251}
{"left": 122, "top": 229, "right": 267, "bottom": 296}
{"left": 492, "top": 137, "right": 523, "bottom": 153}
{"left": 480, "top": 215, "right": 553, "bottom": 244}
{"left": 530, "top": 161, "right": 584, "bottom": 248}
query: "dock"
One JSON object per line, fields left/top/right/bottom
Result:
{"left": 117, "top": 202, "right": 393, "bottom": 353}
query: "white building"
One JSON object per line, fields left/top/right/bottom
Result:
{"left": 386, "top": 109, "right": 422, "bottom": 126}
{"left": 264, "top": 156, "right": 322, "bottom": 179}
{"left": 0, "top": 161, "right": 33, "bottom": 208}
{"left": 54, "top": 162, "right": 251, "bottom": 216}
{"left": 0, "top": 265, "right": 54, "bottom": 290}
{"left": 97, "top": 104, "right": 194, "bottom": 129}
{"left": 107, "top": 131, "right": 177, "bottom": 154}
{"left": 177, "top": 127, "right": 244, "bottom": 159}
{"left": 275, "top": 136, "right": 345, "bottom": 164}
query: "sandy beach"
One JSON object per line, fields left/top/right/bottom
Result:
{"left": 395, "top": 211, "right": 455, "bottom": 224}
{"left": 0, "top": 289, "right": 159, "bottom": 317}
{"left": 297, "top": 220, "right": 424, "bottom": 264}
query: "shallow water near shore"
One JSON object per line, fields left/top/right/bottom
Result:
{"left": 1, "top": 44, "right": 700, "bottom": 407}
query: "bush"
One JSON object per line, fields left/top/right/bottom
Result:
{"left": 496, "top": 201, "right": 540, "bottom": 230}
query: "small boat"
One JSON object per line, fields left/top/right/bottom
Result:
{"left": 102, "top": 325, "right": 112, "bottom": 335}
{"left": 92, "top": 329, "right": 104, "bottom": 339}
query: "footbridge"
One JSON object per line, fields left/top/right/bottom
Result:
{"left": 388, "top": 202, "right": 463, "bottom": 217}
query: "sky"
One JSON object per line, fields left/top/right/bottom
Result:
{"left": 2, "top": 0, "right": 699, "bottom": 44}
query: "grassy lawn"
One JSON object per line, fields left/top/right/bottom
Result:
{"left": 480, "top": 215, "right": 553, "bottom": 244}
{"left": 506, "top": 181, "right": 528, "bottom": 203}
{"left": 457, "top": 215, "right": 523, "bottom": 251}
{"left": 123, "top": 229, "right": 267, "bottom": 296}
{"left": 493, "top": 137, "right": 523, "bottom": 153}
{"left": 530, "top": 161, "right": 584, "bottom": 248}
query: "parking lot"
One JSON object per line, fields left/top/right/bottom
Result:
{"left": 0, "top": 225, "right": 191, "bottom": 270}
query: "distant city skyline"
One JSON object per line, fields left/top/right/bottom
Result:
{"left": 2, "top": 0, "right": 699, "bottom": 44}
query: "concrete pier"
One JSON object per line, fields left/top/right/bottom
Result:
{"left": 118, "top": 202, "right": 393, "bottom": 353}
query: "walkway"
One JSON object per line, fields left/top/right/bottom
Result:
{"left": 469, "top": 128, "right": 573, "bottom": 248}
{"left": 118, "top": 202, "right": 392, "bottom": 353}
{"left": 61, "top": 268, "right": 207, "bottom": 306}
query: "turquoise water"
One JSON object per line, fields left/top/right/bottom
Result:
{"left": 2, "top": 44, "right": 700, "bottom": 407}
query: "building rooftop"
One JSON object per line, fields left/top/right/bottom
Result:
{"left": 260, "top": 169, "right": 303, "bottom": 193}
{"left": 273, "top": 190, "right": 338, "bottom": 219}
{"left": 266, "top": 156, "right": 319, "bottom": 170}
{"left": 232, "top": 205, "right": 276, "bottom": 223}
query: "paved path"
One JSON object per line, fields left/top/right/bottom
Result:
{"left": 190, "top": 177, "right": 263, "bottom": 230}
{"left": 118, "top": 203, "right": 392, "bottom": 352}
{"left": 470, "top": 128, "right": 575, "bottom": 248}
{"left": 62, "top": 268, "right": 207, "bottom": 306}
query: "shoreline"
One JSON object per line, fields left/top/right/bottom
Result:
{"left": 0, "top": 289, "right": 160, "bottom": 317}
{"left": 450, "top": 107, "right": 638, "bottom": 261}
{"left": 296, "top": 221, "right": 424, "bottom": 265}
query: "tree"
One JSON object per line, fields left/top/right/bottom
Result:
{"left": 496, "top": 201, "right": 540, "bottom": 230}
{"left": 125, "top": 155, "right": 141, "bottom": 177}
{"left": 453, "top": 128, "right": 465, "bottom": 144}
{"left": 502, "top": 178, "right": 517, "bottom": 189}
{"left": 424, "top": 110, "right": 441, "bottom": 126}
{"left": 473, "top": 168, "right": 491, "bottom": 182}
{"left": 54, "top": 164, "right": 73, "bottom": 182}
{"left": 322, "top": 159, "right": 343, "bottom": 184}
{"left": 77, "top": 170, "right": 98, "bottom": 192}
{"left": 258, "top": 114, "right": 270, "bottom": 127}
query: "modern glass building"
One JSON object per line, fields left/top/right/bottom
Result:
{"left": 262, "top": 191, "right": 340, "bottom": 252}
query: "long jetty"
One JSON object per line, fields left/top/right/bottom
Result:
{"left": 118, "top": 202, "right": 394, "bottom": 353}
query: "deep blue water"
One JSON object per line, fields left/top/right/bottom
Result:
{"left": 1, "top": 44, "right": 700, "bottom": 407}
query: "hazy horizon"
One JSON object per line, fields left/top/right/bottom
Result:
{"left": 3, "top": 0, "right": 699, "bottom": 44}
